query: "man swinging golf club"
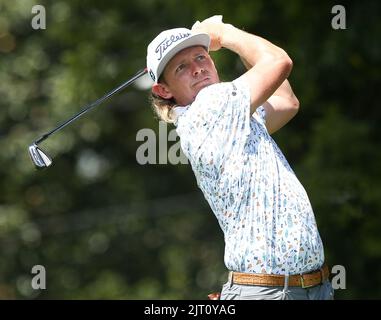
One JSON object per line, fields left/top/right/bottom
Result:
{"left": 146, "top": 16, "right": 333, "bottom": 300}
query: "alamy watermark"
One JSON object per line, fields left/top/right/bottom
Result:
{"left": 331, "top": 264, "right": 346, "bottom": 290}
{"left": 31, "top": 5, "right": 46, "bottom": 30}
{"left": 31, "top": 265, "right": 46, "bottom": 290}
{"left": 136, "top": 121, "right": 188, "bottom": 165}
{"left": 28, "top": 263, "right": 345, "bottom": 292}
{"left": 331, "top": 5, "right": 347, "bottom": 30}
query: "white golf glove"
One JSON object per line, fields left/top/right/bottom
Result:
{"left": 191, "top": 15, "right": 223, "bottom": 30}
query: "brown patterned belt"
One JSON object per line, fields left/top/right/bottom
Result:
{"left": 231, "top": 264, "right": 330, "bottom": 288}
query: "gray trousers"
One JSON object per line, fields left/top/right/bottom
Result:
{"left": 220, "top": 278, "right": 334, "bottom": 300}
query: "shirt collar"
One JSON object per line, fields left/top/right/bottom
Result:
{"left": 172, "top": 106, "right": 188, "bottom": 125}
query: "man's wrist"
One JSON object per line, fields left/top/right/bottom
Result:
{"left": 220, "top": 24, "right": 253, "bottom": 56}
{"left": 220, "top": 23, "right": 236, "bottom": 49}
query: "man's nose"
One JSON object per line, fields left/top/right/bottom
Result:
{"left": 191, "top": 63, "right": 204, "bottom": 76}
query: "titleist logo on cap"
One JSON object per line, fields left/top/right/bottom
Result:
{"left": 155, "top": 32, "right": 191, "bottom": 61}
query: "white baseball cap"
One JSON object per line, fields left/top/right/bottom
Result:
{"left": 146, "top": 27, "right": 210, "bottom": 83}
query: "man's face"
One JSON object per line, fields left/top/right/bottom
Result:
{"left": 152, "top": 46, "right": 219, "bottom": 106}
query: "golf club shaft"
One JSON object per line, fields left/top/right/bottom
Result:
{"left": 34, "top": 68, "right": 148, "bottom": 145}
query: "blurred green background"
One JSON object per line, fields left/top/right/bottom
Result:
{"left": 0, "top": 0, "right": 380, "bottom": 299}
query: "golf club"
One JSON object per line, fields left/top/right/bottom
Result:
{"left": 29, "top": 68, "right": 148, "bottom": 169}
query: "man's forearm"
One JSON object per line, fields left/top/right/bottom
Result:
{"left": 238, "top": 36, "right": 299, "bottom": 134}
{"left": 240, "top": 54, "right": 296, "bottom": 101}
{"left": 272, "top": 79, "right": 298, "bottom": 101}
{"left": 221, "top": 24, "right": 290, "bottom": 67}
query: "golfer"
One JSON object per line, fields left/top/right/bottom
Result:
{"left": 146, "top": 16, "right": 333, "bottom": 300}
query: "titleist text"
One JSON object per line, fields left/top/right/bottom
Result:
{"left": 155, "top": 32, "right": 191, "bottom": 60}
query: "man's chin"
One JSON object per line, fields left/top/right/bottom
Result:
{"left": 188, "top": 79, "right": 219, "bottom": 104}
{"left": 195, "top": 78, "right": 218, "bottom": 91}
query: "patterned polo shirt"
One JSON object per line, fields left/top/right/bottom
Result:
{"left": 173, "top": 78, "right": 324, "bottom": 275}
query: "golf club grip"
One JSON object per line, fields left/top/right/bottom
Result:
{"left": 34, "top": 68, "right": 148, "bottom": 145}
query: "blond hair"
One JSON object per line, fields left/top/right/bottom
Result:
{"left": 150, "top": 92, "right": 177, "bottom": 123}
{"left": 149, "top": 75, "right": 178, "bottom": 123}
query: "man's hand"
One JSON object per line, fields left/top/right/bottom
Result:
{"left": 191, "top": 15, "right": 226, "bottom": 51}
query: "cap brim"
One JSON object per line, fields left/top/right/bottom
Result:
{"left": 156, "top": 33, "right": 210, "bottom": 82}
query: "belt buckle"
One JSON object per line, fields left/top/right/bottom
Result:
{"left": 300, "top": 274, "right": 314, "bottom": 289}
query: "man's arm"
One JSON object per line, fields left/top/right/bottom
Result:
{"left": 193, "top": 21, "right": 298, "bottom": 133}
{"left": 241, "top": 57, "right": 299, "bottom": 134}
{"left": 263, "top": 81, "right": 299, "bottom": 134}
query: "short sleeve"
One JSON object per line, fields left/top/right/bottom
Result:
{"left": 254, "top": 105, "right": 267, "bottom": 125}
{"left": 175, "top": 79, "right": 251, "bottom": 164}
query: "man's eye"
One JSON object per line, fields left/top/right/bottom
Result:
{"left": 196, "top": 55, "right": 205, "bottom": 61}
{"left": 176, "top": 64, "right": 185, "bottom": 73}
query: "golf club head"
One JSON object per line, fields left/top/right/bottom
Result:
{"left": 28, "top": 144, "right": 52, "bottom": 169}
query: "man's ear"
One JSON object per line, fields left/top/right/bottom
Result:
{"left": 152, "top": 83, "right": 173, "bottom": 100}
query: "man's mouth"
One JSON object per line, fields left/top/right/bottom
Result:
{"left": 192, "top": 77, "right": 210, "bottom": 88}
